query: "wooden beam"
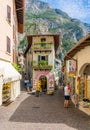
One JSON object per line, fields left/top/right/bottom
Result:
{"left": 16, "top": 7, "right": 24, "bottom": 11}
{"left": 65, "top": 55, "right": 77, "bottom": 61}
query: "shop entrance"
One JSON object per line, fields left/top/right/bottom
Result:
{"left": 83, "top": 64, "right": 90, "bottom": 99}
{"left": 80, "top": 63, "right": 90, "bottom": 99}
{"left": 86, "top": 79, "right": 90, "bottom": 99}
{"left": 2, "top": 83, "right": 11, "bottom": 105}
{"left": 39, "top": 75, "right": 47, "bottom": 92}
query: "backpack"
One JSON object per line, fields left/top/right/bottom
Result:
{"left": 68, "top": 86, "right": 71, "bottom": 93}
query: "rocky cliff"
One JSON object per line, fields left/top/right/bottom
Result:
{"left": 19, "top": 0, "right": 90, "bottom": 56}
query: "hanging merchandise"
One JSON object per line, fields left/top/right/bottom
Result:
{"left": 2, "top": 83, "right": 11, "bottom": 104}
{"left": 76, "top": 76, "right": 80, "bottom": 95}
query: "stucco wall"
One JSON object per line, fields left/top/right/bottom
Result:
{"left": 0, "top": 0, "right": 21, "bottom": 106}
{"left": 73, "top": 46, "right": 90, "bottom": 75}
{"left": 0, "top": 0, "right": 18, "bottom": 62}
{"left": 32, "top": 36, "right": 55, "bottom": 67}
{"left": 32, "top": 35, "right": 55, "bottom": 90}
{"left": 33, "top": 36, "right": 54, "bottom": 44}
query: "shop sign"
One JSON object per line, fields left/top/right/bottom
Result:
{"left": 68, "top": 60, "right": 76, "bottom": 74}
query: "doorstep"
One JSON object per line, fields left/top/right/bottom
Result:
{"left": 79, "top": 101, "right": 90, "bottom": 116}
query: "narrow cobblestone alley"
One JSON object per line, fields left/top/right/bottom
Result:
{"left": 0, "top": 86, "right": 90, "bottom": 130}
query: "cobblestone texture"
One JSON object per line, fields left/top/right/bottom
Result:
{"left": 0, "top": 84, "right": 90, "bottom": 130}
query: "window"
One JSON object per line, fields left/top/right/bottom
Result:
{"left": 38, "top": 55, "right": 48, "bottom": 65}
{"left": 41, "top": 38, "right": 46, "bottom": 42}
{"left": 7, "top": 5, "right": 11, "bottom": 23}
{"left": 6, "top": 36, "right": 11, "bottom": 53}
{"left": 41, "top": 43, "right": 46, "bottom": 47}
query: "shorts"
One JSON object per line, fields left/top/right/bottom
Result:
{"left": 64, "top": 95, "right": 70, "bottom": 100}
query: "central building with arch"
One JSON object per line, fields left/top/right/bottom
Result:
{"left": 24, "top": 34, "right": 60, "bottom": 94}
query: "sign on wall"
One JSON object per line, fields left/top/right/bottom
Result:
{"left": 68, "top": 60, "right": 76, "bottom": 77}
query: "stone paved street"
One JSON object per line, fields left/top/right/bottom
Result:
{"left": 0, "top": 85, "right": 90, "bottom": 130}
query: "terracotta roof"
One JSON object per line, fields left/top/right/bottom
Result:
{"left": 64, "top": 33, "right": 90, "bottom": 60}
{"left": 24, "top": 34, "right": 60, "bottom": 57}
{"left": 15, "top": 0, "right": 24, "bottom": 33}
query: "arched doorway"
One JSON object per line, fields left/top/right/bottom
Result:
{"left": 39, "top": 75, "right": 47, "bottom": 92}
{"left": 83, "top": 64, "right": 90, "bottom": 99}
{"left": 79, "top": 63, "right": 90, "bottom": 99}
{"left": 79, "top": 63, "right": 90, "bottom": 76}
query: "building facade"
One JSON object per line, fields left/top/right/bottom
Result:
{"left": 24, "top": 34, "right": 60, "bottom": 94}
{"left": 0, "top": 0, "right": 24, "bottom": 105}
{"left": 64, "top": 34, "right": 90, "bottom": 108}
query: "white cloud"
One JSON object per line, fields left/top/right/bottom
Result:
{"left": 40, "top": 0, "right": 90, "bottom": 23}
{"left": 57, "top": 0, "right": 90, "bottom": 20}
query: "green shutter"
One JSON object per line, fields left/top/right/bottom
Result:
{"left": 38, "top": 55, "right": 41, "bottom": 64}
{"left": 46, "top": 55, "right": 48, "bottom": 65}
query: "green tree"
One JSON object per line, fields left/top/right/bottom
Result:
{"left": 12, "top": 63, "right": 20, "bottom": 72}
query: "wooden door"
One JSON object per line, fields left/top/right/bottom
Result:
{"left": 87, "top": 79, "right": 90, "bottom": 99}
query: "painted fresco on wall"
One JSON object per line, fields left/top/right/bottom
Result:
{"left": 33, "top": 70, "right": 53, "bottom": 88}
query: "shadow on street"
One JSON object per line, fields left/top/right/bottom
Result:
{"left": 9, "top": 88, "right": 90, "bottom": 130}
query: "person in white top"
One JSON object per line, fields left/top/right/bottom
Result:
{"left": 64, "top": 83, "right": 70, "bottom": 108}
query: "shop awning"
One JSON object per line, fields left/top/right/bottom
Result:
{"left": 0, "top": 60, "right": 21, "bottom": 83}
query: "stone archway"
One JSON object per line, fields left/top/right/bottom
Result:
{"left": 83, "top": 64, "right": 90, "bottom": 77}
{"left": 79, "top": 63, "right": 90, "bottom": 99}
{"left": 79, "top": 63, "right": 90, "bottom": 76}
{"left": 39, "top": 75, "right": 47, "bottom": 92}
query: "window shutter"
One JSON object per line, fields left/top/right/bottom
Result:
{"left": 7, "top": 5, "right": 11, "bottom": 22}
{"left": 38, "top": 55, "right": 41, "bottom": 62}
{"left": 46, "top": 55, "right": 48, "bottom": 65}
{"left": 7, "top": 36, "right": 11, "bottom": 53}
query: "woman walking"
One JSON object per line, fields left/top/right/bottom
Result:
{"left": 64, "top": 83, "right": 70, "bottom": 108}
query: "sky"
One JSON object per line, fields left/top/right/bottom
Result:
{"left": 39, "top": 0, "right": 90, "bottom": 24}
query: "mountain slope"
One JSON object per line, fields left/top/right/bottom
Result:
{"left": 20, "top": 0, "right": 90, "bottom": 56}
